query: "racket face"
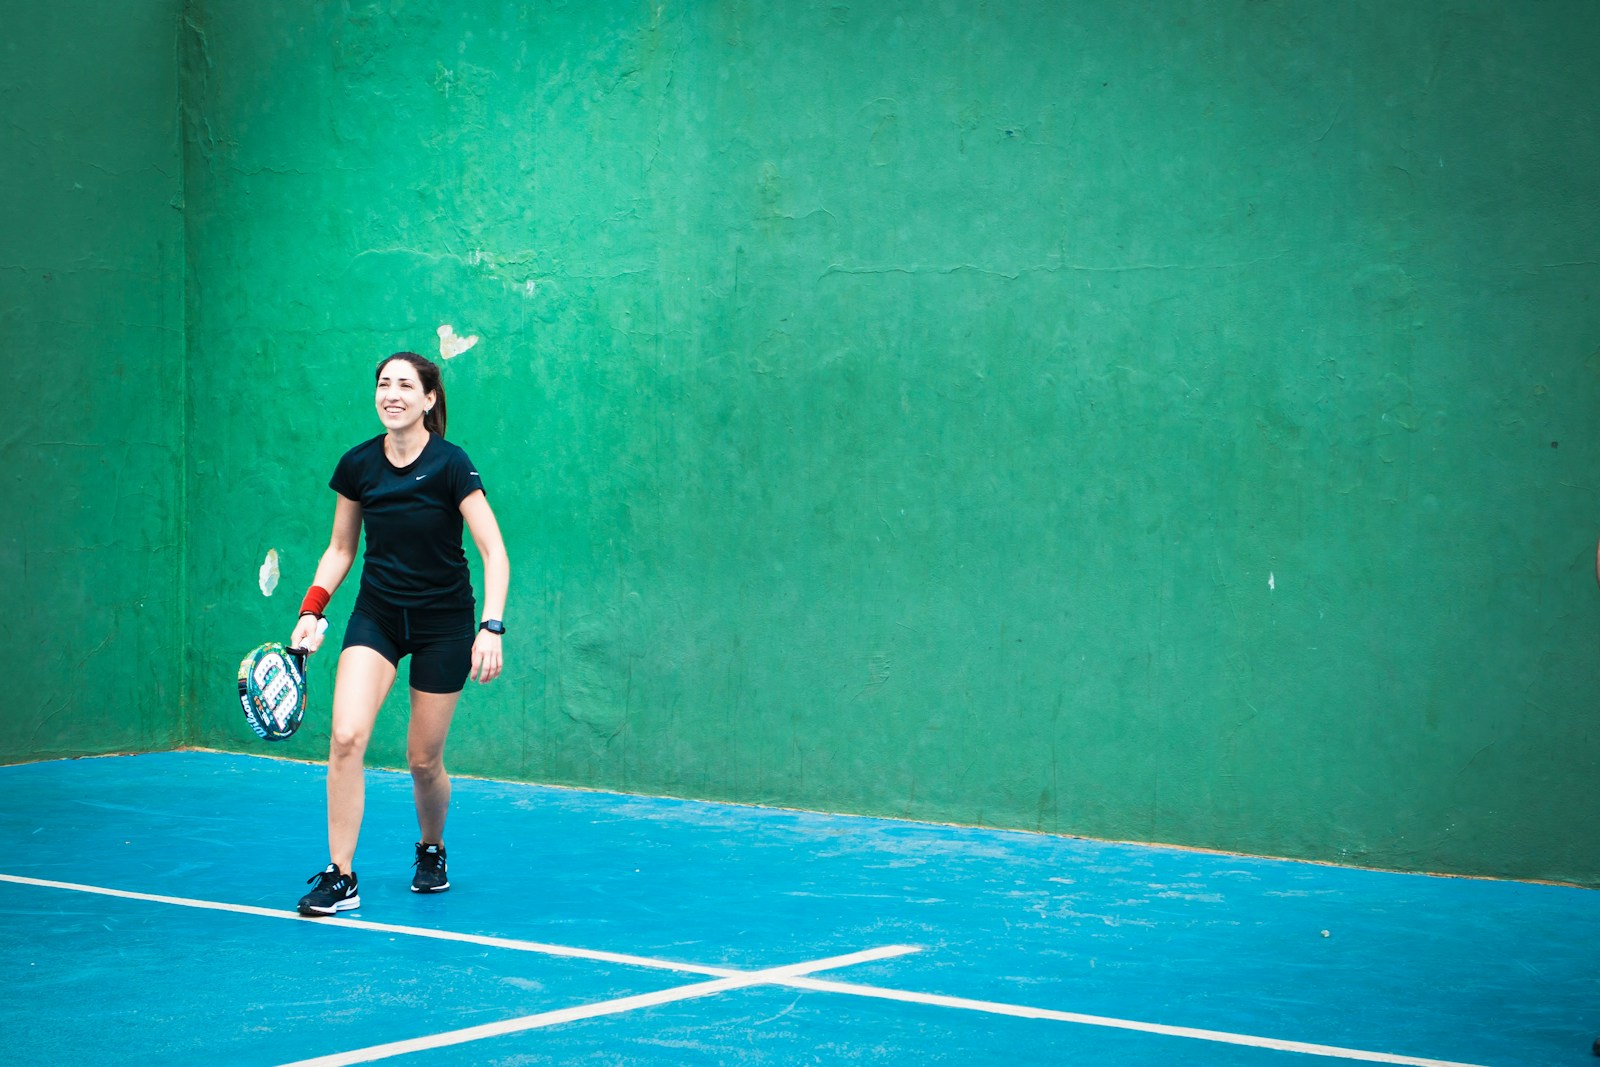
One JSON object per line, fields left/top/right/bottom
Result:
{"left": 238, "top": 643, "right": 308, "bottom": 741}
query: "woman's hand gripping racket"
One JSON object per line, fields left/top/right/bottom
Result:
{"left": 238, "top": 617, "right": 328, "bottom": 741}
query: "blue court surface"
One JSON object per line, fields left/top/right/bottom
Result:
{"left": 2, "top": 751, "right": 1595, "bottom": 1065}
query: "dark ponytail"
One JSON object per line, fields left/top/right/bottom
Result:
{"left": 376, "top": 351, "right": 447, "bottom": 437}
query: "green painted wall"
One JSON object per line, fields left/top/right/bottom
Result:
{"left": 13, "top": 1, "right": 1598, "bottom": 885}
{"left": 0, "top": 2, "right": 187, "bottom": 761}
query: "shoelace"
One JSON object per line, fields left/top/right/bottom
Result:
{"left": 306, "top": 867, "right": 346, "bottom": 891}
{"left": 413, "top": 848, "right": 444, "bottom": 873}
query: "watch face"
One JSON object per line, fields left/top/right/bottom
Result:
{"left": 481, "top": 620, "right": 505, "bottom": 635}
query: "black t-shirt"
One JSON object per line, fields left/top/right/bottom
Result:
{"left": 330, "top": 434, "right": 485, "bottom": 609}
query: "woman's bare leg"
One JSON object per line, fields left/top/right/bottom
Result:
{"left": 406, "top": 687, "right": 462, "bottom": 844}
{"left": 326, "top": 646, "right": 398, "bottom": 873}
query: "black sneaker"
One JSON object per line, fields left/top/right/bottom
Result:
{"left": 298, "top": 864, "right": 360, "bottom": 916}
{"left": 411, "top": 841, "right": 450, "bottom": 893}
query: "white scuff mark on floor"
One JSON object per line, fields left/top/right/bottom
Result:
{"left": 1268, "top": 572, "right": 1275, "bottom": 591}
{"left": 259, "top": 549, "right": 280, "bottom": 596}
{"left": 438, "top": 323, "right": 480, "bottom": 359}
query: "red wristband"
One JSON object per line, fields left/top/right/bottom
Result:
{"left": 300, "top": 585, "right": 331, "bottom": 616}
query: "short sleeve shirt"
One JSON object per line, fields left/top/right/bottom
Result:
{"left": 330, "top": 434, "right": 485, "bottom": 609}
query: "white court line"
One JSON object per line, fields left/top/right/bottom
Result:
{"left": 0, "top": 874, "right": 739, "bottom": 978}
{"left": 2, "top": 873, "right": 1490, "bottom": 1067}
{"left": 275, "top": 946, "right": 919, "bottom": 1067}
{"left": 781, "top": 975, "right": 1489, "bottom": 1067}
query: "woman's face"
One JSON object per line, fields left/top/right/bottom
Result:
{"left": 375, "top": 359, "right": 434, "bottom": 432}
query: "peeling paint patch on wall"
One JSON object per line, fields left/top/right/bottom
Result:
{"left": 259, "top": 549, "right": 280, "bottom": 597}
{"left": 438, "top": 324, "right": 479, "bottom": 360}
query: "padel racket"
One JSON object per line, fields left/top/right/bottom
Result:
{"left": 238, "top": 618, "right": 328, "bottom": 741}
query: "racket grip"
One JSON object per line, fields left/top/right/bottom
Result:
{"left": 291, "top": 617, "right": 330, "bottom": 656}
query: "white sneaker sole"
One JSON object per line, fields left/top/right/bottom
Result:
{"left": 299, "top": 894, "right": 361, "bottom": 916}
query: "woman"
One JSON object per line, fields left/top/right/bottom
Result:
{"left": 288, "top": 351, "right": 509, "bottom": 916}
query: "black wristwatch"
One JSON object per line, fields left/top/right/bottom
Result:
{"left": 478, "top": 619, "right": 505, "bottom": 635}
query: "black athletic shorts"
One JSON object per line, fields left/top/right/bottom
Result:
{"left": 342, "top": 595, "right": 476, "bottom": 694}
